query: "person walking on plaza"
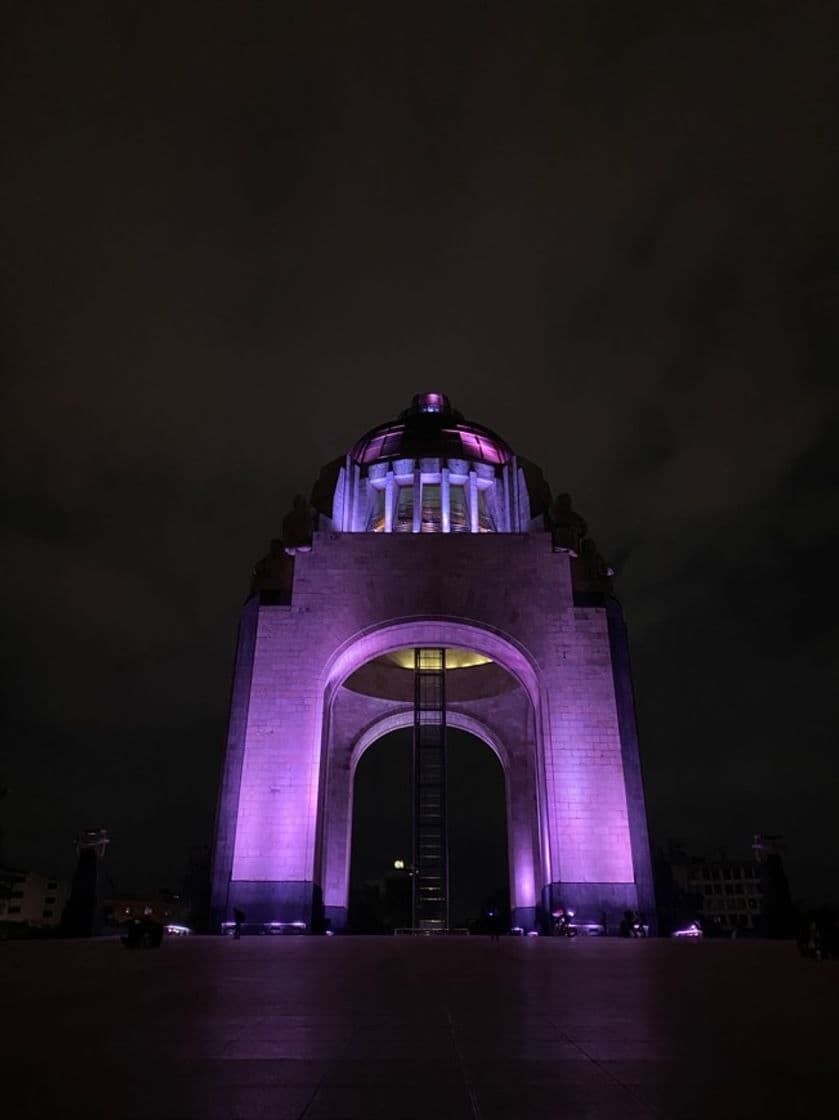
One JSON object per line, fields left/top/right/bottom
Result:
{"left": 233, "top": 907, "right": 245, "bottom": 939}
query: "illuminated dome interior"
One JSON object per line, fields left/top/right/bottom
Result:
{"left": 379, "top": 648, "right": 493, "bottom": 670}
{"left": 343, "top": 647, "right": 517, "bottom": 703}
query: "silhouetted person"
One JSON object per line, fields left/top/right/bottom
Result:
{"left": 600, "top": 910, "right": 608, "bottom": 936}
{"left": 233, "top": 907, "right": 245, "bottom": 939}
{"left": 122, "top": 917, "right": 144, "bottom": 948}
{"left": 487, "top": 908, "right": 501, "bottom": 941}
{"left": 121, "top": 913, "right": 163, "bottom": 949}
{"left": 619, "top": 910, "right": 633, "bottom": 937}
{"left": 141, "top": 915, "right": 163, "bottom": 948}
{"left": 802, "top": 921, "right": 822, "bottom": 960}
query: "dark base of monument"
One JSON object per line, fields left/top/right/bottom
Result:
{"left": 323, "top": 905, "right": 347, "bottom": 932}
{"left": 541, "top": 881, "right": 654, "bottom": 933}
{"left": 211, "top": 881, "right": 324, "bottom": 933}
{"left": 511, "top": 906, "right": 537, "bottom": 931}
{"left": 215, "top": 883, "right": 653, "bottom": 935}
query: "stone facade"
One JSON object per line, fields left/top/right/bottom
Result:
{"left": 211, "top": 396, "right": 655, "bottom": 933}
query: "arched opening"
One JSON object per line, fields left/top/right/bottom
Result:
{"left": 318, "top": 622, "right": 546, "bottom": 932}
{"left": 347, "top": 727, "right": 509, "bottom": 932}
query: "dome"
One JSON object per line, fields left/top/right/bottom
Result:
{"left": 350, "top": 392, "right": 513, "bottom": 469}
{"left": 310, "top": 392, "right": 550, "bottom": 536}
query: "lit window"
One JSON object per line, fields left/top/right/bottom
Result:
{"left": 395, "top": 486, "right": 413, "bottom": 532}
{"left": 477, "top": 488, "right": 494, "bottom": 532}
{"left": 368, "top": 487, "right": 386, "bottom": 532}
{"left": 449, "top": 485, "right": 468, "bottom": 532}
{"left": 421, "top": 484, "right": 441, "bottom": 532}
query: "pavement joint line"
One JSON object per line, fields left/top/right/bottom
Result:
{"left": 295, "top": 1081, "right": 321, "bottom": 1119}
{"left": 554, "top": 1024, "right": 661, "bottom": 1118}
{"left": 445, "top": 1006, "right": 483, "bottom": 1120}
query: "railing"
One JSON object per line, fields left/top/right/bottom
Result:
{"left": 394, "top": 927, "right": 470, "bottom": 936}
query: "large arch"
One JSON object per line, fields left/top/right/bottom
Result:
{"left": 316, "top": 619, "right": 548, "bottom": 931}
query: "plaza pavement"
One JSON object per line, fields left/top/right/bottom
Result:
{"left": 1, "top": 934, "right": 835, "bottom": 1118}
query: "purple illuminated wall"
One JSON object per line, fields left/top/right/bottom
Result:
{"left": 211, "top": 530, "right": 653, "bottom": 932}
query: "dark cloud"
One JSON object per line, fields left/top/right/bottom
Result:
{"left": 2, "top": 2, "right": 837, "bottom": 904}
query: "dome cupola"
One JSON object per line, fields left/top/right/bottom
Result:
{"left": 316, "top": 393, "right": 534, "bottom": 535}
{"left": 349, "top": 392, "right": 513, "bottom": 471}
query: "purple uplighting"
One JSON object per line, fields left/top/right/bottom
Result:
{"left": 212, "top": 395, "right": 654, "bottom": 933}
{"left": 672, "top": 922, "right": 704, "bottom": 939}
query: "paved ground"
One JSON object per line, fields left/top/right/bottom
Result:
{"left": 1, "top": 935, "right": 836, "bottom": 1118}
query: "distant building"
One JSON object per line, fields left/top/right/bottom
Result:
{"left": 681, "top": 854, "right": 764, "bottom": 933}
{"left": 0, "top": 868, "right": 70, "bottom": 928}
{"left": 751, "top": 833, "right": 796, "bottom": 938}
{"left": 658, "top": 840, "right": 782, "bottom": 935}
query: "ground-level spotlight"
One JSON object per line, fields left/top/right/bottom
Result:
{"left": 672, "top": 921, "right": 703, "bottom": 938}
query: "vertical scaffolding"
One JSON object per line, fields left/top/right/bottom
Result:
{"left": 412, "top": 648, "right": 448, "bottom": 930}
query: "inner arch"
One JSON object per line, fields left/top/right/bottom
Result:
{"left": 349, "top": 709, "right": 511, "bottom": 776}
{"left": 348, "top": 728, "right": 509, "bottom": 931}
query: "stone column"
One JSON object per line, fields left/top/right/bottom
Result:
{"left": 413, "top": 467, "right": 422, "bottom": 533}
{"left": 384, "top": 469, "right": 394, "bottom": 533}
{"left": 469, "top": 470, "right": 479, "bottom": 534}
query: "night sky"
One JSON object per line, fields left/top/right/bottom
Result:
{"left": 2, "top": 4, "right": 837, "bottom": 907}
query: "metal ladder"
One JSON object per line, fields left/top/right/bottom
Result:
{"left": 412, "top": 648, "right": 448, "bottom": 931}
